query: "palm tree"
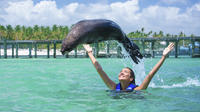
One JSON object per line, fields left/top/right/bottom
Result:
{"left": 158, "top": 31, "right": 164, "bottom": 38}
{"left": 21, "top": 26, "right": 27, "bottom": 40}
{"left": 26, "top": 27, "right": 33, "bottom": 40}
{"left": 6, "top": 25, "right": 14, "bottom": 40}
{"left": 52, "top": 25, "right": 58, "bottom": 32}
{"left": 141, "top": 27, "right": 144, "bottom": 37}
{"left": 0, "top": 25, "right": 6, "bottom": 39}
{"left": 33, "top": 25, "right": 40, "bottom": 40}
{"left": 58, "top": 26, "right": 64, "bottom": 40}
{"left": 179, "top": 32, "right": 186, "bottom": 38}
{"left": 153, "top": 32, "right": 157, "bottom": 37}
{"left": 147, "top": 31, "right": 152, "bottom": 37}
{"left": 63, "top": 26, "right": 69, "bottom": 37}
{"left": 166, "top": 33, "right": 171, "bottom": 37}
{"left": 14, "top": 25, "right": 22, "bottom": 40}
{"left": 44, "top": 26, "right": 51, "bottom": 40}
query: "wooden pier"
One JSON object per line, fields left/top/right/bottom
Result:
{"left": 0, "top": 40, "right": 62, "bottom": 59}
{"left": 130, "top": 37, "right": 200, "bottom": 58}
{"left": 0, "top": 37, "right": 200, "bottom": 59}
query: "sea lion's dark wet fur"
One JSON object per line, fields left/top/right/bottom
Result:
{"left": 61, "top": 19, "right": 143, "bottom": 64}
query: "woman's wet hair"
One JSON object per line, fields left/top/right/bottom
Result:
{"left": 125, "top": 67, "right": 136, "bottom": 84}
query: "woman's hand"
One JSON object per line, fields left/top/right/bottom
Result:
{"left": 136, "top": 43, "right": 175, "bottom": 90}
{"left": 83, "top": 44, "right": 93, "bottom": 53}
{"left": 163, "top": 43, "right": 174, "bottom": 56}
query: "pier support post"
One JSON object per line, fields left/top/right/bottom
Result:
{"left": 12, "top": 43, "right": 14, "bottom": 58}
{"left": 65, "top": 53, "right": 69, "bottom": 58}
{"left": 85, "top": 45, "right": 88, "bottom": 58}
{"left": 86, "top": 52, "right": 89, "bottom": 58}
{"left": 74, "top": 48, "right": 77, "bottom": 58}
{"left": 47, "top": 42, "right": 50, "bottom": 58}
{"left": 151, "top": 41, "right": 155, "bottom": 58}
{"left": 16, "top": 43, "right": 18, "bottom": 58}
{"left": 29, "top": 43, "right": 32, "bottom": 58}
{"left": 53, "top": 41, "right": 56, "bottom": 58}
{"left": 166, "top": 41, "right": 169, "bottom": 47}
{"left": 199, "top": 40, "right": 200, "bottom": 53}
{"left": 166, "top": 41, "right": 169, "bottom": 58}
{"left": 188, "top": 45, "right": 191, "bottom": 56}
{"left": 191, "top": 40, "right": 195, "bottom": 57}
{"left": 94, "top": 43, "right": 99, "bottom": 58}
{"left": 175, "top": 41, "right": 178, "bottom": 58}
{"left": 0, "top": 44, "right": 1, "bottom": 58}
{"left": 142, "top": 40, "right": 145, "bottom": 55}
{"left": 4, "top": 39, "right": 7, "bottom": 58}
{"left": 117, "top": 46, "right": 121, "bottom": 58}
{"left": 34, "top": 42, "right": 37, "bottom": 58}
{"left": 106, "top": 42, "right": 110, "bottom": 57}
{"left": 65, "top": 46, "right": 69, "bottom": 58}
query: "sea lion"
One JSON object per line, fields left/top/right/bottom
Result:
{"left": 61, "top": 19, "right": 143, "bottom": 64}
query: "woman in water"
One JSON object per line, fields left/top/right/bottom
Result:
{"left": 83, "top": 43, "right": 174, "bottom": 91}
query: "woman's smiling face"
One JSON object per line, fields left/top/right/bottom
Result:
{"left": 118, "top": 68, "right": 133, "bottom": 82}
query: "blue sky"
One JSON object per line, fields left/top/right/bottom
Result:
{"left": 32, "top": 0, "right": 199, "bottom": 13}
{"left": 0, "top": 0, "right": 200, "bottom": 35}
{"left": 32, "top": 0, "right": 198, "bottom": 8}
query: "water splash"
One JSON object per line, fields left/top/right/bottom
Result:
{"left": 115, "top": 42, "right": 199, "bottom": 89}
{"left": 117, "top": 42, "right": 146, "bottom": 85}
{"left": 150, "top": 77, "right": 200, "bottom": 88}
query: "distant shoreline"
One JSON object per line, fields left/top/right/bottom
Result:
{"left": 0, "top": 48, "right": 117, "bottom": 56}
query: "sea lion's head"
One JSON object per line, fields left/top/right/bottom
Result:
{"left": 61, "top": 35, "right": 77, "bottom": 55}
{"left": 60, "top": 28, "right": 82, "bottom": 55}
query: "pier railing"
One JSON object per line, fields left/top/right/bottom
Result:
{"left": 130, "top": 37, "right": 200, "bottom": 58}
{"left": 0, "top": 37, "right": 200, "bottom": 59}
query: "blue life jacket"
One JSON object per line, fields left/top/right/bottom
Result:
{"left": 116, "top": 83, "right": 137, "bottom": 91}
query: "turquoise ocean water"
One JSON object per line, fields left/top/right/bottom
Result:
{"left": 0, "top": 58, "right": 200, "bottom": 112}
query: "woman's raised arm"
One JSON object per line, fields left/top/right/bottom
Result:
{"left": 135, "top": 43, "right": 174, "bottom": 90}
{"left": 83, "top": 44, "right": 116, "bottom": 90}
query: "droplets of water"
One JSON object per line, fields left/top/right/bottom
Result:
{"left": 117, "top": 42, "right": 146, "bottom": 85}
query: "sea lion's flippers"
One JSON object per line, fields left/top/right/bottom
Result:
{"left": 121, "top": 37, "right": 143, "bottom": 64}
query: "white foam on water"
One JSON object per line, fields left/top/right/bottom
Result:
{"left": 150, "top": 77, "right": 200, "bottom": 88}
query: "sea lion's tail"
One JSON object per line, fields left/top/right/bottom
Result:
{"left": 121, "top": 37, "right": 143, "bottom": 64}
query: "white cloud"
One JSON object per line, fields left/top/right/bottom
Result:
{"left": 0, "top": 0, "right": 200, "bottom": 35}
{"left": 160, "top": 0, "right": 188, "bottom": 5}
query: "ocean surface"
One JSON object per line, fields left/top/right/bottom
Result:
{"left": 0, "top": 58, "right": 199, "bottom": 112}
